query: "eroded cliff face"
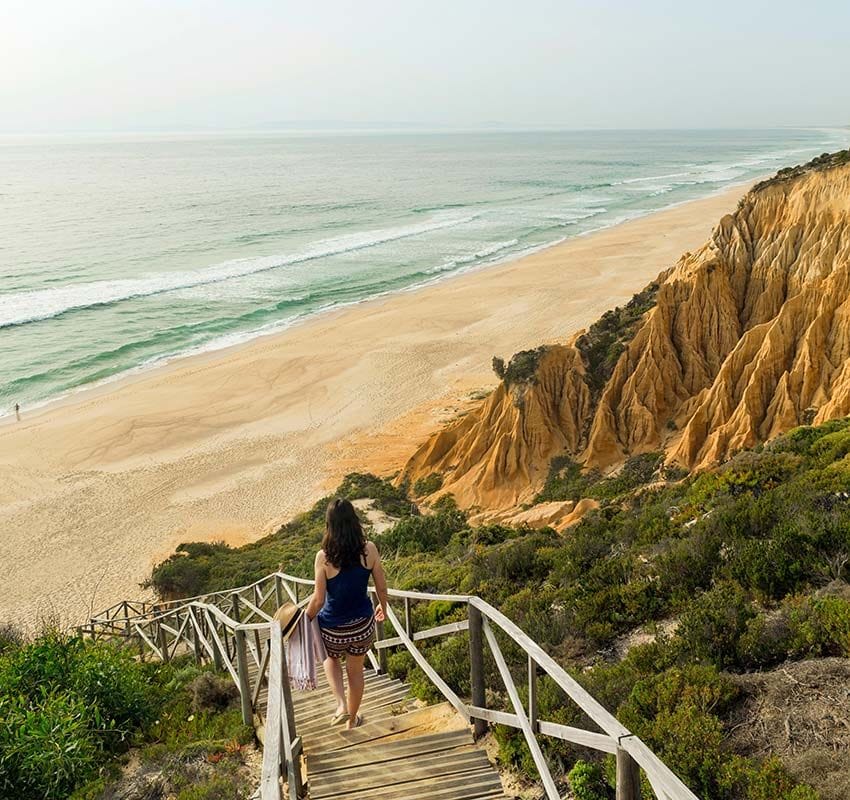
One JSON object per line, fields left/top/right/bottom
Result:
{"left": 401, "top": 152, "right": 850, "bottom": 510}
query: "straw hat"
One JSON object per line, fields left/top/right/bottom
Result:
{"left": 272, "top": 601, "right": 304, "bottom": 639}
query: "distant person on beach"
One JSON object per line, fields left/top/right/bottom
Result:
{"left": 14, "top": 402, "right": 20, "bottom": 421}
{"left": 305, "top": 498, "right": 389, "bottom": 730}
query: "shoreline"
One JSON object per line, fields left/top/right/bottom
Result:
{"left": 0, "top": 181, "right": 754, "bottom": 626}
{"left": 1, "top": 176, "right": 759, "bottom": 427}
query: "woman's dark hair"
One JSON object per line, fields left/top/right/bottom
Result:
{"left": 322, "top": 498, "right": 366, "bottom": 569}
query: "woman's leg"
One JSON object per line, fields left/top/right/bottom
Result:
{"left": 344, "top": 653, "right": 367, "bottom": 727}
{"left": 323, "top": 655, "right": 346, "bottom": 716}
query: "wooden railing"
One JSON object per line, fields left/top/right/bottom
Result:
{"left": 84, "top": 572, "right": 701, "bottom": 800}
{"left": 83, "top": 573, "right": 310, "bottom": 800}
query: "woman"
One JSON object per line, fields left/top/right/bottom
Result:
{"left": 305, "top": 498, "right": 389, "bottom": 729}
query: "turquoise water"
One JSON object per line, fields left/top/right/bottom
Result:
{"left": 1, "top": 128, "right": 848, "bottom": 415}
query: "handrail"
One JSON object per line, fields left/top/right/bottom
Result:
{"left": 84, "top": 570, "right": 699, "bottom": 800}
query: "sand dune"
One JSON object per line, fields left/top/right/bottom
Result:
{"left": 0, "top": 184, "right": 749, "bottom": 626}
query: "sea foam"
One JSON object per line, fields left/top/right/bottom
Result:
{"left": 0, "top": 212, "right": 476, "bottom": 329}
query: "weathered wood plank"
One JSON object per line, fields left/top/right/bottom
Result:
{"left": 317, "top": 769, "right": 504, "bottom": 800}
{"left": 310, "top": 749, "right": 490, "bottom": 797}
{"left": 483, "top": 618, "right": 559, "bottom": 800}
{"left": 617, "top": 746, "right": 642, "bottom": 800}
{"left": 260, "top": 620, "right": 283, "bottom": 800}
{"left": 466, "top": 705, "right": 618, "bottom": 753}
{"left": 375, "top": 619, "right": 469, "bottom": 650}
{"left": 306, "top": 727, "right": 471, "bottom": 773}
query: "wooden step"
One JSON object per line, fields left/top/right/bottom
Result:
{"left": 307, "top": 729, "right": 474, "bottom": 774}
{"left": 307, "top": 728, "right": 505, "bottom": 799}
{"left": 306, "top": 705, "right": 461, "bottom": 754}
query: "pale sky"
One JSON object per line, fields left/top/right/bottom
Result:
{"left": 2, "top": 0, "right": 849, "bottom": 132}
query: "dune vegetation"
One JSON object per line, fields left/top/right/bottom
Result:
{"left": 147, "top": 416, "right": 850, "bottom": 800}
{"left": 0, "top": 626, "right": 254, "bottom": 800}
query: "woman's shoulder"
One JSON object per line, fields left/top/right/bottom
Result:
{"left": 315, "top": 548, "right": 327, "bottom": 565}
{"left": 364, "top": 540, "right": 380, "bottom": 565}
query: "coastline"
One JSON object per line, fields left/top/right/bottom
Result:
{"left": 0, "top": 181, "right": 753, "bottom": 626}
{"left": 0, "top": 176, "right": 758, "bottom": 426}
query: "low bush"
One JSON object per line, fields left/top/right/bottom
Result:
{"left": 0, "top": 628, "right": 253, "bottom": 800}
{"left": 141, "top": 415, "right": 850, "bottom": 800}
{"left": 567, "top": 759, "right": 610, "bottom": 800}
{"left": 412, "top": 472, "right": 443, "bottom": 497}
{"left": 677, "top": 583, "right": 755, "bottom": 669}
{"left": 575, "top": 281, "right": 659, "bottom": 394}
{"left": 499, "top": 346, "right": 550, "bottom": 386}
{"left": 0, "top": 630, "right": 160, "bottom": 798}
{"left": 380, "top": 496, "right": 468, "bottom": 555}
{"left": 188, "top": 672, "right": 240, "bottom": 713}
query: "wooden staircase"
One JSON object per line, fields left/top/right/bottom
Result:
{"left": 251, "top": 639, "right": 508, "bottom": 799}
{"left": 83, "top": 571, "right": 701, "bottom": 800}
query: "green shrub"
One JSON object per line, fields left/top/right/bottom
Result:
{"left": 729, "top": 520, "right": 814, "bottom": 599}
{"left": 175, "top": 775, "right": 250, "bottom": 800}
{"left": 412, "top": 472, "right": 443, "bottom": 497}
{"left": 335, "top": 472, "right": 413, "bottom": 518}
{"left": 0, "top": 631, "right": 157, "bottom": 747}
{"left": 535, "top": 456, "right": 599, "bottom": 502}
{"left": 793, "top": 595, "right": 850, "bottom": 656}
{"left": 380, "top": 501, "right": 468, "bottom": 555}
{"left": 589, "top": 452, "right": 664, "bottom": 500}
{"left": 147, "top": 552, "right": 214, "bottom": 598}
{"left": 719, "top": 755, "right": 820, "bottom": 800}
{"left": 678, "top": 582, "right": 755, "bottom": 669}
{"left": 499, "top": 346, "right": 549, "bottom": 386}
{"left": 0, "top": 628, "right": 253, "bottom": 800}
{"left": 619, "top": 665, "right": 739, "bottom": 724}
{"left": 0, "top": 631, "right": 163, "bottom": 798}
{"left": 567, "top": 759, "right": 610, "bottom": 800}
{"left": 0, "top": 691, "right": 99, "bottom": 798}
{"left": 737, "top": 612, "right": 795, "bottom": 669}
{"left": 575, "top": 281, "right": 659, "bottom": 394}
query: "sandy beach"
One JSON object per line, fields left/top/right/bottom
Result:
{"left": 0, "top": 184, "right": 749, "bottom": 626}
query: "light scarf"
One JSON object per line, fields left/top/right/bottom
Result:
{"left": 286, "top": 614, "right": 327, "bottom": 690}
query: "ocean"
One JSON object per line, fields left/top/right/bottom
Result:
{"left": 1, "top": 127, "right": 847, "bottom": 416}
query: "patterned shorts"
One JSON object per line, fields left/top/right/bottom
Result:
{"left": 319, "top": 615, "right": 376, "bottom": 659}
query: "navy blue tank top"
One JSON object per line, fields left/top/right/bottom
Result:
{"left": 318, "top": 561, "right": 373, "bottom": 628}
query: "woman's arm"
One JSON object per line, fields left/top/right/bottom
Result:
{"left": 305, "top": 550, "right": 327, "bottom": 620}
{"left": 368, "top": 541, "right": 389, "bottom": 622}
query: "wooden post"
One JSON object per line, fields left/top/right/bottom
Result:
{"left": 254, "top": 583, "right": 263, "bottom": 614}
{"left": 616, "top": 747, "right": 641, "bottom": 800}
{"left": 190, "top": 609, "right": 203, "bottom": 664}
{"left": 234, "top": 628, "right": 254, "bottom": 726}
{"left": 279, "top": 641, "right": 304, "bottom": 800}
{"left": 373, "top": 595, "right": 387, "bottom": 674}
{"left": 153, "top": 606, "right": 169, "bottom": 662}
{"left": 208, "top": 615, "right": 224, "bottom": 671}
{"left": 274, "top": 575, "right": 284, "bottom": 608}
{"left": 230, "top": 592, "right": 242, "bottom": 623}
{"left": 137, "top": 626, "right": 146, "bottom": 662}
{"left": 263, "top": 622, "right": 285, "bottom": 800}
{"left": 528, "top": 654, "right": 539, "bottom": 734}
{"left": 468, "top": 603, "right": 487, "bottom": 738}
{"left": 123, "top": 601, "right": 131, "bottom": 637}
{"left": 253, "top": 628, "right": 263, "bottom": 668}
{"left": 404, "top": 597, "right": 412, "bottom": 637}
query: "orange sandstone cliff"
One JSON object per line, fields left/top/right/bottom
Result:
{"left": 401, "top": 151, "right": 850, "bottom": 510}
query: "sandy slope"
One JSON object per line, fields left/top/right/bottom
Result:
{"left": 0, "top": 185, "right": 748, "bottom": 626}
